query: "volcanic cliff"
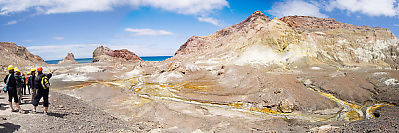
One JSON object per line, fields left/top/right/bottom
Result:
{"left": 0, "top": 42, "right": 45, "bottom": 68}
{"left": 174, "top": 11, "right": 399, "bottom": 69}
{"left": 131, "top": 11, "right": 399, "bottom": 123}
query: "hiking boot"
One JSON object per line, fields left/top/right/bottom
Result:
{"left": 32, "top": 110, "right": 37, "bottom": 114}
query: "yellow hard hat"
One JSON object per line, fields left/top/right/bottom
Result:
{"left": 27, "top": 72, "right": 31, "bottom": 75}
{"left": 8, "top": 65, "right": 14, "bottom": 70}
{"left": 30, "top": 68, "right": 36, "bottom": 72}
{"left": 15, "top": 67, "right": 20, "bottom": 72}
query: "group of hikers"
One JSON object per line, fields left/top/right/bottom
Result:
{"left": 3, "top": 65, "right": 53, "bottom": 114}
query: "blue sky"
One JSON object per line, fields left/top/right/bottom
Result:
{"left": 0, "top": 0, "right": 398, "bottom": 60}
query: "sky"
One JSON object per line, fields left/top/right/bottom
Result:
{"left": 0, "top": 0, "right": 399, "bottom": 60}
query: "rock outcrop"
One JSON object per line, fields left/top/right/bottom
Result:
{"left": 174, "top": 11, "right": 399, "bottom": 68}
{"left": 0, "top": 42, "right": 45, "bottom": 68}
{"left": 92, "top": 46, "right": 142, "bottom": 63}
{"left": 58, "top": 53, "right": 78, "bottom": 64}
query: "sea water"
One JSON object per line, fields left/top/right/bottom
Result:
{"left": 45, "top": 56, "right": 173, "bottom": 64}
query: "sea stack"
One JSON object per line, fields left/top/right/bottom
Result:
{"left": 92, "top": 46, "right": 143, "bottom": 63}
{"left": 58, "top": 53, "right": 78, "bottom": 64}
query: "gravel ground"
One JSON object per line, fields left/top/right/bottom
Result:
{"left": 0, "top": 91, "right": 159, "bottom": 133}
{"left": 333, "top": 106, "right": 399, "bottom": 132}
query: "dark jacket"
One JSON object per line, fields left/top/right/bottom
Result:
{"left": 34, "top": 73, "right": 52, "bottom": 93}
{"left": 27, "top": 75, "right": 35, "bottom": 89}
{"left": 4, "top": 73, "right": 17, "bottom": 93}
{"left": 14, "top": 73, "right": 24, "bottom": 88}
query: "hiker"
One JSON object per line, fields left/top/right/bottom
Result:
{"left": 21, "top": 73, "right": 27, "bottom": 95}
{"left": 28, "top": 68, "right": 36, "bottom": 103}
{"left": 4, "top": 65, "right": 22, "bottom": 113}
{"left": 32, "top": 66, "right": 54, "bottom": 114}
{"left": 14, "top": 67, "right": 24, "bottom": 104}
{"left": 26, "top": 72, "right": 31, "bottom": 95}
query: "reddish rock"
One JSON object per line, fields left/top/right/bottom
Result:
{"left": 280, "top": 16, "right": 373, "bottom": 30}
{"left": 175, "top": 11, "right": 271, "bottom": 56}
{"left": 175, "top": 36, "right": 210, "bottom": 56}
{"left": 93, "top": 46, "right": 142, "bottom": 62}
{"left": 172, "top": 11, "right": 399, "bottom": 68}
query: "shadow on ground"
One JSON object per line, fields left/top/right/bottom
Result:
{"left": 47, "top": 112, "right": 68, "bottom": 118}
{"left": 0, "top": 103, "right": 8, "bottom": 110}
{"left": 0, "top": 122, "right": 21, "bottom": 133}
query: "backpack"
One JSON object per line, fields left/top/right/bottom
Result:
{"left": 41, "top": 75, "right": 50, "bottom": 90}
{"left": 3, "top": 74, "right": 10, "bottom": 92}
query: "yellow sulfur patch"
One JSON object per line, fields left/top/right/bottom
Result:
{"left": 228, "top": 102, "right": 244, "bottom": 108}
{"left": 134, "top": 88, "right": 142, "bottom": 92}
{"left": 345, "top": 110, "right": 363, "bottom": 121}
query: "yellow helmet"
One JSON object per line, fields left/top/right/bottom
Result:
{"left": 15, "top": 67, "right": 20, "bottom": 72}
{"left": 8, "top": 65, "right": 14, "bottom": 70}
{"left": 30, "top": 68, "right": 36, "bottom": 72}
{"left": 27, "top": 72, "right": 31, "bottom": 75}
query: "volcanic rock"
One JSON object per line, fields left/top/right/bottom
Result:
{"left": 279, "top": 16, "right": 364, "bottom": 30}
{"left": 92, "top": 46, "right": 142, "bottom": 63}
{"left": 58, "top": 53, "right": 78, "bottom": 64}
{"left": 0, "top": 42, "right": 45, "bottom": 68}
{"left": 173, "top": 11, "right": 399, "bottom": 68}
{"left": 142, "top": 11, "right": 399, "bottom": 119}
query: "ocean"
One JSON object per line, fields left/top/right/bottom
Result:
{"left": 45, "top": 56, "right": 173, "bottom": 64}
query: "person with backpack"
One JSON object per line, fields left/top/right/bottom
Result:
{"left": 28, "top": 68, "right": 36, "bottom": 103}
{"left": 22, "top": 73, "right": 27, "bottom": 95}
{"left": 14, "top": 67, "right": 24, "bottom": 104}
{"left": 4, "top": 65, "right": 22, "bottom": 113}
{"left": 26, "top": 72, "right": 31, "bottom": 95}
{"left": 32, "top": 66, "right": 54, "bottom": 114}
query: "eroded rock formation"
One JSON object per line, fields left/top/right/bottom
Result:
{"left": 58, "top": 53, "right": 78, "bottom": 64}
{"left": 130, "top": 11, "right": 399, "bottom": 123}
{"left": 0, "top": 42, "right": 45, "bottom": 68}
{"left": 92, "top": 46, "right": 142, "bottom": 63}
{"left": 174, "top": 11, "right": 399, "bottom": 68}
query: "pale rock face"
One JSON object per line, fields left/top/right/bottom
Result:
{"left": 73, "top": 65, "right": 103, "bottom": 73}
{"left": 172, "top": 11, "right": 399, "bottom": 69}
{"left": 52, "top": 73, "right": 89, "bottom": 81}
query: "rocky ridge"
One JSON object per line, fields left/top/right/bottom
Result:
{"left": 92, "top": 46, "right": 142, "bottom": 63}
{"left": 173, "top": 11, "right": 399, "bottom": 68}
{"left": 0, "top": 42, "right": 45, "bottom": 69}
{"left": 58, "top": 53, "right": 78, "bottom": 64}
{"left": 129, "top": 11, "right": 399, "bottom": 126}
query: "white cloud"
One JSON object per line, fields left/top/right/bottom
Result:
{"left": 27, "top": 44, "right": 173, "bottom": 60}
{"left": 0, "top": 0, "right": 229, "bottom": 16}
{"left": 6, "top": 20, "right": 17, "bottom": 25}
{"left": 327, "top": 0, "right": 399, "bottom": 16}
{"left": 125, "top": 28, "right": 173, "bottom": 36}
{"left": 27, "top": 44, "right": 100, "bottom": 60}
{"left": 53, "top": 36, "right": 64, "bottom": 40}
{"left": 268, "top": 0, "right": 328, "bottom": 18}
{"left": 197, "top": 16, "right": 221, "bottom": 26}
